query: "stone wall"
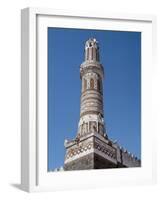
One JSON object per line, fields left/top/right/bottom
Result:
{"left": 64, "top": 153, "right": 94, "bottom": 171}
{"left": 64, "top": 132, "right": 140, "bottom": 170}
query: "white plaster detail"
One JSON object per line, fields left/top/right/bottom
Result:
{"left": 78, "top": 114, "right": 104, "bottom": 126}
{"left": 94, "top": 78, "right": 97, "bottom": 89}
{"left": 87, "top": 78, "right": 90, "bottom": 89}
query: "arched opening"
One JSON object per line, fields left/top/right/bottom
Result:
{"left": 91, "top": 47, "right": 93, "bottom": 60}
{"left": 87, "top": 48, "right": 89, "bottom": 60}
{"left": 84, "top": 79, "right": 87, "bottom": 91}
{"left": 90, "top": 78, "right": 94, "bottom": 89}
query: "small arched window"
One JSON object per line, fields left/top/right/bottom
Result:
{"left": 87, "top": 48, "right": 89, "bottom": 60}
{"left": 84, "top": 79, "right": 87, "bottom": 91}
{"left": 91, "top": 47, "right": 93, "bottom": 60}
{"left": 90, "top": 78, "right": 94, "bottom": 89}
{"left": 97, "top": 80, "right": 102, "bottom": 92}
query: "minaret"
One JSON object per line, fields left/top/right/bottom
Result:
{"left": 78, "top": 38, "right": 107, "bottom": 139}
{"left": 64, "top": 38, "right": 141, "bottom": 171}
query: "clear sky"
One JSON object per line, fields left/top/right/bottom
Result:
{"left": 48, "top": 27, "right": 141, "bottom": 171}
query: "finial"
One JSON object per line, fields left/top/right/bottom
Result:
{"left": 85, "top": 38, "right": 99, "bottom": 49}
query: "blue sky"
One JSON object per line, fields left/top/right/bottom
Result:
{"left": 48, "top": 27, "right": 141, "bottom": 171}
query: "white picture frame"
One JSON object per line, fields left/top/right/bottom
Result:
{"left": 21, "top": 7, "right": 156, "bottom": 192}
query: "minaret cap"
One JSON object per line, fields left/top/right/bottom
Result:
{"left": 85, "top": 38, "right": 99, "bottom": 49}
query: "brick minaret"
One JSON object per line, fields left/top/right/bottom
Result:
{"left": 64, "top": 38, "right": 140, "bottom": 170}
{"left": 78, "top": 38, "right": 107, "bottom": 139}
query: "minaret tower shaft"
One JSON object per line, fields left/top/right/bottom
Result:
{"left": 78, "top": 38, "right": 107, "bottom": 138}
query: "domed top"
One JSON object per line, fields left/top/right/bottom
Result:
{"left": 85, "top": 38, "right": 99, "bottom": 49}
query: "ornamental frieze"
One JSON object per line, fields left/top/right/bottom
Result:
{"left": 66, "top": 141, "right": 93, "bottom": 159}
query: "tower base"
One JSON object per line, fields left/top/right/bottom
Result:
{"left": 64, "top": 152, "right": 118, "bottom": 171}
{"left": 64, "top": 132, "right": 140, "bottom": 171}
